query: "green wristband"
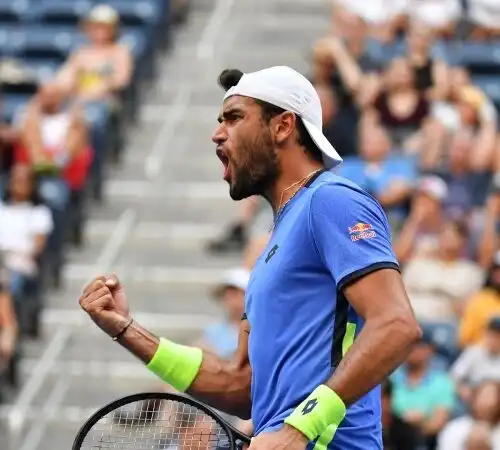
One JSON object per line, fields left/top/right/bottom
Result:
{"left": 147, "top": 338, "right": 203, "bottom": 392}
{"left": 284, "top": 385, "right": 346, "bottom": 442}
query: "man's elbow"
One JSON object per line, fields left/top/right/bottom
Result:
{"left": 387, "top": 310, "right": 422, "bottom": 349}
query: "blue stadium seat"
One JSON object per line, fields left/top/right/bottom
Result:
{"left": 1, "top": 93, "right": 31, "bottom": 123}
{"left": 0, "top": 0, "right": 34, "bottom": 26}
{"left": 20, "top": 58, "right": 61, "bottom": 82}
{"left": 103, "top": 0, "right": 162, "bottom": 28}
{"left": 453, "top": 41, "right": 500, "bottom": 75}
{"left": 35, "top": 0, "right": 92, "bottom": 26}
{"left": 103, "top": 0, "right": 163, "bottom": 47}
{"left": 472, "top": 75, "right": 500, "bottom": 105}
{"left": 6, "top": 25, "right": 77, "bottom": 64}
{"left": 420, "top": 321, "right": 460, "bottom": 365}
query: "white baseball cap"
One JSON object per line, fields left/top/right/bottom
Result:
{"left": 223, "top": 66, "right": 343, "bottom": 169}
{"left": 418, "top": 176, "right": 448, "bottom": 202}
{"left": 86, "top": 4, "right": 120, "bottom": 25}
{"left": 213, "top": 268, "right": 250, "bottom": 299}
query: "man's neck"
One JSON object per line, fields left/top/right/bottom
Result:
{"left": 267, "top": 160, "right": 324, "bottom": 213}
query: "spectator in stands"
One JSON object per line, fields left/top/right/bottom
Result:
{"left": 453, "top": 317, "right": 500, "bottom": 404}
{"left": 403, "top": 219, "right": 484, "bottom": 325}
{"left": 382, "top": 379, "right": 419, "bottom": 450}
{"left": 439, "top": 130, "right": 477, "bottom": 221}
{"left": 318, "top": 84, "right": 358, "bottom": 158}
{"left": 0, "top": 107, "right": 19, "bottom": 187}
{"left": 477, "top": 183, "right": 500, "bottom": 269}
{"left": 337, "top": 122, "right": 416, "bottom": 232}
{"left": 367, "top": 57, "right": 430, "bottom": 150}
{"left": 433, "top": 80, "right": 497, "bottom": 182}
{"left": 312, "top": 35, "right": 380, "bottom": 155}
{"left": 395, "top": 176, "right": 448, "bottom": 263}
{"left": 331, "top": 0, "right": 406, "bottom": 42}
{"left": 0, "top": 164, "right": 53, "bottom": 302}
{"left": 196, "top": 268, "right": 248, "bottom": 358}
{"left": 391, "top": 332, "right": 456, "bottom": 450}
{"left": 465, "top": 0, "right": 500, "bottom": 40}
{"left": 405, "top": 22, "right": 449, "bottom": 101}
{"left": 438, "top": 381, "right": 500, "bottom": 449}
{"left": 460, "top": 257, "right": 500, "bottom": 348}
{"left": 0, "top": 269, "right": 18, "bottom": 401}
{"left": 15, "top": 82, "right": 90, "bottom": 212}
{"left": 56, "top": 4, "right": 133, "bottom": 196}
{"left": 17, "top": 81, "right": 91, "bottom": 247}
{"left": 465, "top": 423, "right": 494, "bottom": 450}
{"left": 407, "top": 0, "right": 463, "bottom": 37}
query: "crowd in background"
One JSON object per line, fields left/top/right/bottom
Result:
{"left": 0, "top": 0, "right": 174, "bottom": 403}
{"left": 209, "top": 1, "right": 500, "bottom": 449}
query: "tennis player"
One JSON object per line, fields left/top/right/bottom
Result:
{"left": 79, "top": 66, "right": 422, "bottom": 449}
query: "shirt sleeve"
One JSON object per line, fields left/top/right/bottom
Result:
{"left": 450, "top": 347, "right": 476, "bottom": 382}
{"left": 433, "top": 375, "right": 456, "bottom": 411}
{"left": 309, "top": 183, "right": 399, "bottom": 290}
{"left": 32, "top": 206, "right": 54, "bottom": 235}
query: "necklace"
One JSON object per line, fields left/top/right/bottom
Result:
{"left": 269, "top": 168, "right": 322, "bottom": 232}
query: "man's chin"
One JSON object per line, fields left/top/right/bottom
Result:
{"left": 229, "top": 183, "right": 254, "bottom": 201}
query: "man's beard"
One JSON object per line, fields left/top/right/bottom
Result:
{"left": 229, "top": 128, "right": 280, "bottom": 201}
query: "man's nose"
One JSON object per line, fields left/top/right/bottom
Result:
{"left": 212, "top": 124, "right": 227, "bottom": 145}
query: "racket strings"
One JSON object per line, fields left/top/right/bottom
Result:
{"left": 81, "top": 398, "right": 230, "bottom": 449}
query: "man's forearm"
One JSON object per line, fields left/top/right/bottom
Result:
{"left": 117, "top": 321, "right": 251, "bottom": 418}
{"left": 326, "top": 315, "right": 420, "bottom": 406}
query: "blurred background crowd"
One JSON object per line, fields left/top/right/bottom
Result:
{"left": 0, "top": 0, "right": 499, "bottom": 449}
{"left": 0, "top": 0, "right": 184, "bottom": 401}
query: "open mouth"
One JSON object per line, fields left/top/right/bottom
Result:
{"left": 216, "top": 148, "right": 231, "bottom": 182}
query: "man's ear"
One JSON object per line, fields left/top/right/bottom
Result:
{"left": 272, "top": 111, "right": 296, "bottom": 145}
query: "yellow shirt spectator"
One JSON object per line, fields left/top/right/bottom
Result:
{"left": 459, "top": 288, "right": 500, "bottom": 348}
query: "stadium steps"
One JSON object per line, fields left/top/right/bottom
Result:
{"left": 1, "top": 0, "right": 331, "bottom": 449}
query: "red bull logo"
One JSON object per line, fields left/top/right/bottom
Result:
{"left": 348, "top": 222, "right": 376, "bottom": 242}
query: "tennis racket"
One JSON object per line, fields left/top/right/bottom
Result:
{"left": 73, "top": 392, "right": 252, "bottom": 449}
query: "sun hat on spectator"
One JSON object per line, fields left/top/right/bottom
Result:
{"left": 85, "top": 4, "right": 120, "bottom": 26}
{"left": 223, "top": 66, "right": 343, "bottom": 170}
{"left": 418, "top": 175, "right": 448, "bottom": 202}
{"left": 212, "top": 268, "right": 250, "bottom": 300}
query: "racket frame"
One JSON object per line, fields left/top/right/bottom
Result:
{"left": 72, "top": 391, "right": 251, "bottom": 449}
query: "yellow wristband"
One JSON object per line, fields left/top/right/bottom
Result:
{"left": 146, "top": 338, "right": 203, "bottom": 392}
{"left": 284, "top": 385, "right": 346, "bottom": 441}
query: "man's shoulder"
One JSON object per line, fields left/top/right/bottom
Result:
{"left": 309, "top": 171, "right": 370, "bottom": 200}
{"left": 307, "top": 172, "right": 381, "bottom": 212}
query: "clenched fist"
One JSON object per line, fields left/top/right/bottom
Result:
{"left": 79, "top": 275, "right": 131, "bottom": 338}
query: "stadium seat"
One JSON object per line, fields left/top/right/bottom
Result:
{"left": 5, "top": 25, "right": 76, "bottom": 64}
{"left": 35, "top": 0, "right": 92, "bottom": 26}
{"left": 103, "top": 0, "right": 164, "bottom": 49}
{"left": 18, "top": 58, "right": 60, "bottom": 82}
{"left": 1, "top": 93, "right": 31, "bottom": 123}
{"left": 472, "top": 75, "right": 500, "bottom": 106}
{"left": 452, "top": 41, "right": 500, "bottom": 75}
{"left": 102, "top": 0, "right": 162, "bottom": 28}
{"left": 0, "top": 0, "right": 32, "bottom": 26}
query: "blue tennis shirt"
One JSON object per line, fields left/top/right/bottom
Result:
{"left": 246, "top": 170, "right": 399, "bottom": 449}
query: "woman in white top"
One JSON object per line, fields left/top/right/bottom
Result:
{"left": 0, "top": 164, "right": 53, "bottom": 299}
{"left": 438, "top": 381, "right": 500, "bottom": 450}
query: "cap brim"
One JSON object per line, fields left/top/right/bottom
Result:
{"left": 302, "top": 118, "right": 343, "bottom": 170}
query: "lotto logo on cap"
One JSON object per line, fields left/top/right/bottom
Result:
{"left": 349, "top": 223, "right": 376, "bottom": 242}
